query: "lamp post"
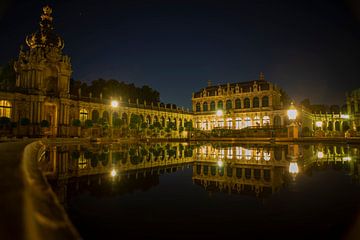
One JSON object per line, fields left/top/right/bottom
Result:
{"left": 287, "top": 102, "right": 299, "bottom": 139}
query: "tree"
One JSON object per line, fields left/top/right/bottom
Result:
{"left": 279, "top": 88, "right": 291, "bottom": 107}
{"left": 113, "top": 118, "right": 124, "bottom": 128}
{"left": 0, "top": 60, "right": 16, "bottom": 89}
{"left": 84, "top": 119, "right": 93, "bottom": 128}
{"left": 20, "top": 117, "right": 30, "bottom": 126}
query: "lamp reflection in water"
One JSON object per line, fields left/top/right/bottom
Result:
{"left": 110, "top": 169, "right": 117, "bottom": 177}
{"left": 217, "top": 159, "right": 224, "bottom": 168}
{"left": 289, "top": 162, "right": 299, "bottom": 181}
{"left": 317, "top": 151, "right": 324, "bottom": 159}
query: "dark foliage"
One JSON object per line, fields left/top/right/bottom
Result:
{"left": 70, "top": 78, "right": 160, "bottom": 104}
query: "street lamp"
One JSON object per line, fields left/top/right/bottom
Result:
{"left": 111, "top": 100, "right": 119, "bottom": 108}
{"left": 287, "top": 102, "right": 299, "bottom": 139}
{"left": 287, "top": 102, "right": 298, "bottom": 121}
{"left": 216, "top": 109, "right": 223, "bottom": 117}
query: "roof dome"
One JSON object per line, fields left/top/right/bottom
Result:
{"left": 25, "top": 6, "right": 64, "bottom": 49}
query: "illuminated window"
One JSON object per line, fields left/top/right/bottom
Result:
{"left": 0, "top": 100, "right": 11, "bottom": 118}
{"left": 235, "top": 118, "right": 242, "bottom": 129}
{"left": 254, "top": 116, "right": 260, "bottom": 126}
{"left": 218, "top": 120, "right": 224, "bottom": 127}
{"left": 264, "top": 151, "right": 271, "bottom": 161}
{"left": 78, "top": 155, "right": 88, "bottom": 169}
{"left": 79, "top": 109, "right": 88, "bottom": 122}
{"left": 219, "top": 149, "right": 225, "bottom": 159}
{"left": 245, "top": 149, "right": 252, "bottom": 160}
{"left": 255, "top": 150, "right": 261, "bottom": 160}
{"left": 236, "top": 147, "right": 242, "bottom": 159}
{"left": 211, "top": 119, "right": 216, "bottom": 129}
{"left": 263, "top": 116, "right": 270, "bottom": 126}
{"left": 226, "top": 118, "right": 232, "bottom": 128}
{"left": 244, "top": 117, "right": 251, "bottom": 127}
{"left": 227, "top": 147, "right": 233, "bottom": 159}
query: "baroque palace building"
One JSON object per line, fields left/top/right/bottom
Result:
{"left": 191, "top": 73, "right": 312, "bottom": 131}
{"left": 0, "top": 6, "right": 192, "bottom": 137}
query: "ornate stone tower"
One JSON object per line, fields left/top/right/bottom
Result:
{"left": 14, "top": 6, "right": 72, "bottom": 98}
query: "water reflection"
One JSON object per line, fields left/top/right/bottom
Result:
{"left": 42, "top": 142, "right": 360, "bottom": 204}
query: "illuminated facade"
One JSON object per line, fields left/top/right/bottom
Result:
{"left": 0, "top": 6, "right": 192, "bottom": 137}
{"left": 191, "top": 73, "right": 287, "bottom": 130}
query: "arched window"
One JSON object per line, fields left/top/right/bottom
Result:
{"left": 253, "top": 97, "right": 259, "bottom": 108}
{"left": 0, "top": 100, "right": 11, "bottom": 118}
{"left": 217, "top": 100, "right": 223, "bottom": 110}
{"left": 244, "top": 98, "right": 250, "bottom": 108}
{"left": 79, "top": 109, "right": 88, "bottom": 122}
{"left": 226, "top": 100, "right": 232, "bottom": 110}
{"left": 196, "top": 103, "right": 201, "bottom": 112}
{"left": 262, "top": 96, "right": 269, "bottom": 107}
{"left": 210, "top": 101, "right": 215, "bottom": 111}
{"left": 203, "top": 102, "right": 208, "bottom": 112}
{"left": 102, "top": 111, "right": 109, "bottom": 122}
{"left": 263, "top": 116, "right": 270, "bottom": 126}
{"left": 235, "top": 99, "right": 241, "bottom": 109}
{"left": 274, "top": 115, "right": 281, "bottom": 127}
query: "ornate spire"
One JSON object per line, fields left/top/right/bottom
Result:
{"left": 25, "top": 5, "right": 64, "bottom": 50}
{"left": 259, "top": 71, "right": 265, "bottom": 81}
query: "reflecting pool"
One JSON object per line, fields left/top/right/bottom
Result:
{"left": 43, "top": 142, "right": 360, "bottom": 239}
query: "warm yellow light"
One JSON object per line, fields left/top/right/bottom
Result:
{"left": 341, "top": 114, "right": 349, "bottom": 119}
{"left": 343, "top": 156, "right": 351, "bottom": 161}
{"left": 289, "top": 162, "right": 299, "bottom": 174}
{"left": 216, "top": 110, "right": 223, "bottom": 117}
{"left": 287, "top": 108, "right": 297, "bottom": 120}
{"left": 317, "top": 151, "right": 324, "bottom": 159}
{"left": 110, "top": 169, "right": 117, "bottom": 177}
{"left": 217, "top": 160, "right": 224, "bottom": 167}
{"left": 111, "top": 100, "right": 119, "bottom": 108}
{"left": 315, "top": 121, "right": 322, "bottom": 128}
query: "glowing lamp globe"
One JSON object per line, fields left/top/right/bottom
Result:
{"left": 111, "top": 100, "right": 119, "bottom": 108}
{"left": 110, "top": 169, "right": 117, "bottom": 177}
{"left": 217, "top": 160, "right": 224, "bottom": 167}
{"left": 287, "top": 103, "right": 297, "bottom": 120}
{"left": 216, "top": 110, "right": 223, "bottom": 117}
{"left": 317, "top": 151, "right": 324, "bottom": 159}
{"left": 289, "top": 162, "right": 299, "bottom": 174}
{"left": 315, "top": 121, "right": 322, "bottom": 128}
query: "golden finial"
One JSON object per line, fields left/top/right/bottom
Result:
{"left": 41, "top": 5, "right": 53, "bottom": 22}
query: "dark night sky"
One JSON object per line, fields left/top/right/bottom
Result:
{"left": 1, "top": 0, "right": 360, "bottom": 108}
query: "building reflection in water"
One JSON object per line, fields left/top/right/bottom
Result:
{"left": 40, "top": 142, "right": 360, "bottom": 205}
{"left": 192, "top": 143, "right": 360, "bottom": 197}
{"left": 40, "top": 143, "right": 195, "bottom": 206}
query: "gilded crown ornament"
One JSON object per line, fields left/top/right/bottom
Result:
{"left": 25, "top": 5, "right": 64, "bottom": 49}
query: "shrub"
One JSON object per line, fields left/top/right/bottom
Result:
{"left": 20, "top": 117, "right": 30, "bottom": 126}
{"left": 40, "top": 120, "right": 50, "bottom": 128}
{"left": 72, "top": 119, "right": 81, "bottom": 127}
